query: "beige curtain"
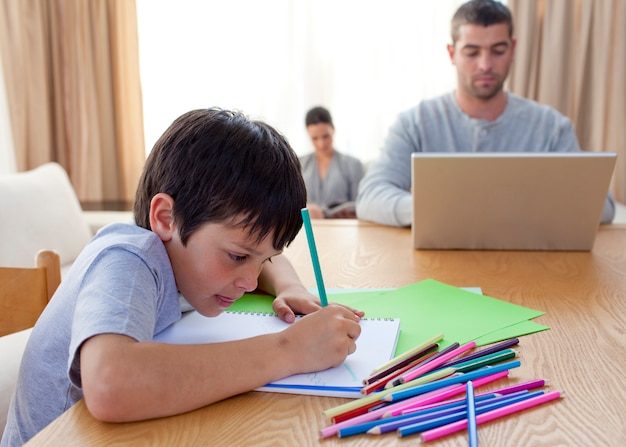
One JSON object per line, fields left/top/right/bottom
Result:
{"left": 0, "top": 0, "right": 145, "bottom": 208}
{"left": 508, "top": 0, "right": 626, "bottom": 203}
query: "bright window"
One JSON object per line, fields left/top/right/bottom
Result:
{"left": 137, "top": 0, "right": 466, "bottom": 161}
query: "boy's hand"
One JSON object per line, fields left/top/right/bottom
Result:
{"left": 272, "top": 286, "right": 364, "bottom": 323}
{"left": 280, "top": 304, "right": 363, "bottom": 373}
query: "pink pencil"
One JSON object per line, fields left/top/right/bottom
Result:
{"left": 320, "top": 370, "right": 508, "bottom": 438}
{"left": 420, "top": 390, "right": 562, "bottom": 442}
{"left": 398, "top": 341, "right": 477, "bottom": 385}
{"left": 400, "top": 373, "right": 538, "bottom": 416}
{"left": 383, "top": 384, "right": 468, "bottom": 418}
{"left": 401, "top": 372, "right": 510, "bottom": 415}
{"left": 320, "top": 383, "right": 459, "bottom": 438}
{"left": 393, "top": 370, "right": 509, "bottom": 417}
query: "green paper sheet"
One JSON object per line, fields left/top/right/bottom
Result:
{"left": 473, "top": 320, "right": 549, "bottom": 346}
{"left": 228, "top": 279, "right": 549, "bottom": 355}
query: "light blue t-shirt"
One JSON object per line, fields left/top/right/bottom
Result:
{"left": 1, "top": 223, "right": 181, "bottom": 447}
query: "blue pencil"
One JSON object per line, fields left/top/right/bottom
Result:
{"left": 368, "top": 391, "right": 531, "bottom": 435}
{"left": 385, "top": 360, "right": 521, "bottom": 402}
{"left": 337, "top": 393, "right": 498, "bottom": 438}
{"left": 300, "top": 208, "right": 328, "bottom": 306}
{"left": 337, "top": 392, "right": 499, "bottom": 438}
{"left": 467, "top": 381, "right": 478, "bottom": 446}
{"left": 396, "top": 390, "right": 545, "bottom": 438}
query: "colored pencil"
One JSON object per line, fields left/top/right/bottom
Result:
{"left": 300, "top": 208, "right": 328, "bottom": 307}
{"left": 490, "top": 378, "right": 548, "bottom": 395}
{"left": 444, "top": 349, "right": 518, "bottom": 374}
{"left": 440, "top": 337, "right": 520, "bottom": 369}
{"left": 386, "top": 342, "right": 460, "bottom": 389}
{"left": 323, "top": 367, "right": 453, "bottom": 420}
{"left": 384, "top": 360, "right": 521, "bottom": 402}
{"left": 398, "top": 341, "right": 477, "bottom": 385}
{"left": 368, "top": 333, "right": 444, "bottom": 375}
{"left": 361, "top": 351, "right": 439, "bottom": 395}
{"left": 386, "top": 369, "right": 508, "bottom": 417}
{"left": 337, "top": 393, "right": 500, "bottom": 438}
{"left": 399, "top": 378, "right": 545, "bottom": 416}
{"left": 397, "top": 390, "right": 546, "bottom": 438}
{"left": 320, "top": 373, "right": 461, "bottom": 438}
{"left": 369, "top": 391, "right": 530, "bottom": 435}
{"left": 466, "top": 381, "right": 478, "bottom": 447}
{"left": 364, "top": 343, "right": 439, "bottom": 385}
{"left": 323, "top": 368, "right": 511, "bottom": 439}
{"left": 419, "top": 390, "right": 562, "bottom": 442}
{"left": 330, "top": 398, "right": 388, "bottom": 424}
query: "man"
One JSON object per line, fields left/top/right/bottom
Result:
{"left": 356, "top": 0, "right": 615, "bottom": 226}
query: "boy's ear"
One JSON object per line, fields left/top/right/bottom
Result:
{"left": 149, "top": 193, "right": 176, "bottom": 241}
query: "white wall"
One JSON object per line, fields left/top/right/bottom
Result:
{"left": 136, "top": 0, "right": 465, "bottom": 162}
{"left": 1, "top": 1, "right": 467, "bottom": 173}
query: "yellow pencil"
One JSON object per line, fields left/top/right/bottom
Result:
{"left": 368, "top": 333, "right": 444, "bottom": 375}
{"left": 323, "top": 367, "right": 454, "bottom": 420}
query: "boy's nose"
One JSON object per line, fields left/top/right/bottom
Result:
{"left": 235, "top": 272, "right": 258, "bottom": 293}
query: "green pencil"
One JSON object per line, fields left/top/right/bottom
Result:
{"left": 300, "top": 208, "right": 328, "bottom": 307}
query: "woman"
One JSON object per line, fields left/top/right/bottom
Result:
{"left": 299, "top": 106, "right": 365, "bottom": 218}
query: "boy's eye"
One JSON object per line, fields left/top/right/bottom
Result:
{"left": 230, "top": 253, "right": 247, "bottom": 262}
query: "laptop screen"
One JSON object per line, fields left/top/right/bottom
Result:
{"left": 411, "top": 152, "right": 616, "bottom": 250}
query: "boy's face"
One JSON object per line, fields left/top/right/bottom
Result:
{"left": 165, "top": 220, "right": 281, "bottom": 317}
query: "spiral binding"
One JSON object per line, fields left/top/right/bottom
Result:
{"left": 225, "top": 310, "right": 397, "bottom": 322}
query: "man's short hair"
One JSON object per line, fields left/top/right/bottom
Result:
{"left": 451, "top": 0, "right": 513, "bottom": 44}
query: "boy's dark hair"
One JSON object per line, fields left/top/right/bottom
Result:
{"left": 451, "top": 0, "right": 513, "bottom": 44}
{"left": 134, "top": 108, "right": 306, "bottom": 250}
{"left": 305, "top": 106, "right": 334, "bottom": 129}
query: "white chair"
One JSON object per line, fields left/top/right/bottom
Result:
{"left": 0, "top": 162, "right": 93, "bottom": 276}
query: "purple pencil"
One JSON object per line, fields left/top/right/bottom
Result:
{"left": 386, "top": 342, "right": 460, "bottom": 389}
{"left": 490, "top": 378, "right": 548, "bottom": 395}
{"left": 400, "top": 378, "right": 546, "bottom": 416}
{"left": 440, "top": 338, "right": 520, "bottom": 369}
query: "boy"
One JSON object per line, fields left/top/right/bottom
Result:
{"left": 1, "top": 108, "right": 364, "bottom": 446}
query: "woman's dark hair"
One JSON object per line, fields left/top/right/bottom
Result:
{"left": 134, "top": 108, "right": 306, "bottom": 250}
{"left": 305, "top": 106, "right": 334, "bottom": 128}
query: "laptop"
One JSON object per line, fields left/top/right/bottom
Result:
{"left": 411, "top": 152, "right": 617, "bottom": 251}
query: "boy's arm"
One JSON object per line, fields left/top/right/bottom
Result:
{"left": 257, "top": 254, "right": 319, "bottom": 322}
{"left": 80, "top": 303, "right": 361, "bottom": 422}
{"left": 257, "top": 254, "right": 364, "bottom": 323}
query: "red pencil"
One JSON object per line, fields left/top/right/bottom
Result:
{"left": 363, "top": 343, "right": 439, "bottom": 385}
{"left": 361, "top": 351, "right": 438, "bottom": 395}
{"left": 331, "top": 400, "right": 383, "bottom": 424}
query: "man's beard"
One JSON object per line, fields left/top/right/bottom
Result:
{"left": 469, "top": 73, "right": 505, "bottom": 100}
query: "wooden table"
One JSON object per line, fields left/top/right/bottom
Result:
{"left": 25, "top": 221, "right": 626, "bottom": 446}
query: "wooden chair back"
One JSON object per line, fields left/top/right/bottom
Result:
{"left": 0, "top": 250, "right": 61, "bottom": 336}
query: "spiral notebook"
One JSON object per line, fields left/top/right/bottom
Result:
{"left": 154, "top": 310, "right": 400, "bottom": 398}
